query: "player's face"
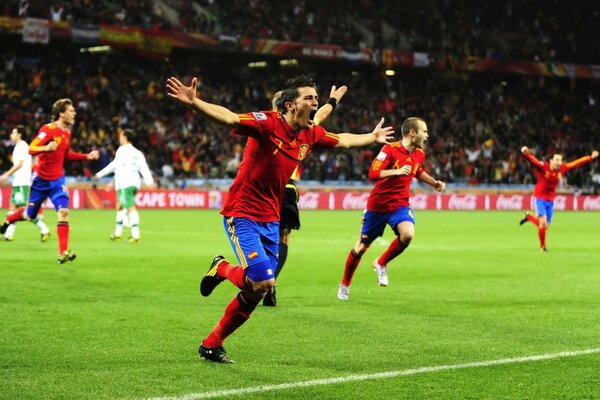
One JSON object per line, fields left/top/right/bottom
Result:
{"left": 411, "top": 121, "right": 429, "bottom": 148}
{"left": 550, "top": 154, "right": 563, "bottom": 170}
{"left": 60, "top": 105, "right": 76, "bottom": 127}
{"left": 9, "top": 129, "right": 20, "bottom": 144}
{"left": 288, "top": 87, "right": 319, "bottom": 130}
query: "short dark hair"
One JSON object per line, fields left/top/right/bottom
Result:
{"left": 121, "top": 129, "right": 136, "bottom": 146}
{"left": 52, "top": 98, "right": 73, "bottom": 120}
{"left": 401, "top": 117, "right": 425, "bottom": 136}
{"left": 14, "top": 125, "right": 27, "bottom": 141}
{"left": 278, "top": 75, "right": 317, "bottom": 113}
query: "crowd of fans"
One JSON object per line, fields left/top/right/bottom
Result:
{"left": 2, "top": 1, "right": 599, "bottom": 65}
{"left": 1, "top": 47, "right": 599, "bottom": 191}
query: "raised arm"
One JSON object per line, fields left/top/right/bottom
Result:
{"left": 564, "top": 150, "right": 599, "bottom": 171}
{"left": 335, "top": 118, "right": 394, "bottom": 148}
{"left": 314, "top": 85, "right": 348, "bottom": 126}
{"left": 166, "top": 76, "right": 240, "bottom": 126}
{"left": 521, "top": 146, "right": 543, "bottom": 170}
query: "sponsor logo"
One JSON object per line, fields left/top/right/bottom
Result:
{"left": 298, "top": 192, "right": 320, "bottom": 209}
{"left": 251, "top": 112, "right": 267, "bottom": 121}
{"left": 554, "top": 195, "right": 567, "bottom": 210}
{"left": 342, "top": 193, "right": 370, "bottom": 210}
{"left": 583, "top": 196, "right": 600, "bottom": 210}
{"left": 448, "top": 194, "right": 477, "bottom": 210}
{"left": 495, "top": 195, "right": 524, "bottom": 210}
{"left": 410, "top": 194, "right": 428, "bottom": 209}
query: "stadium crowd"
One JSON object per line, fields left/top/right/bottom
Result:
{"left": 2, "top": 1, "right": 599, "bottom": 64}
{"left": 1, "top": 48, "right": 599, "bottom": 190}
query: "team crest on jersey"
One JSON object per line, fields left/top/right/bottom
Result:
{"left": 251, "top": 112, "right": 267, "bottom": 121}
{"left": 376, "top": 151, "right": 387, "bottom": 161}
{"left": 248, "top": 251, "right": 258, "bottom": 259}
{"left": 298, "top": 144, "right": 310, "bottom": 160}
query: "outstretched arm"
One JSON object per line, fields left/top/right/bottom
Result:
{"left": 314, "top": 85, "right": 348, "bottom": 126}
{"left": 521, "top": 146, "right": 544, "bottom": 170}
{"left": 564, "top": 150, "right": 599, "bottom": 171}
{"left": 336, "top": 118, "right": 395, "bottom": 148}
{"left": 166, "top": 77, "right": 240, "bottom": 126}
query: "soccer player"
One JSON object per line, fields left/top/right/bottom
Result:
{"left": 0, "top": 99, "right": 99, "bottom": 263}
{"left": 0, "top": 126, "right": 51, "bottom": 242}
{"left": 263, "top": 85, "right": 347, "bottom": 307}
{"left": 519, "top": 146, "right": 598, "bottom": 251}
{"left": 337, "top": 117, "right": 446, "bottom": 301}
{"left": 94, "top": 129, "right": 155, "bottom": 243}
{"left": 167, "top": 74, "right": 394, "bottom": 363}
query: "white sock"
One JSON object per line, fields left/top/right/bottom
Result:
{"left": 5, "top": 223, "right": 16, "bottom": 238}
{"left": 115, "top": 209, "right": 127, "bottom": 237}
{"left": 33, "top": 218, "right": 50, "bottom": 234}
{"left": 129, "top": 209, "right": 140, "bottom": 239}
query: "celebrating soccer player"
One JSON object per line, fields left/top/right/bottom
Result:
{"left": 94, "top": 129, "right": 155, "bottom": 243}
{"left": 263, "top": 85, "right": 347, "bottom": 307}
{"left": 167, "top": 74, "right": 394, "bottom": 363}
{"left": 519, "top": 146, "right": 598, "bottom": 251}
{"left": 337, "top": 117, "right": 446, "bottom": 301}
{"left": 0, "top": 99, "right": 99, "bottom": 263}
{"left": 0, "top": 126, "right": 51, "bottom": 241}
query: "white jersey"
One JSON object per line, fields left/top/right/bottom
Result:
{"left": 12, "top": 140, "right": 32, "bottom": 187}
{"left": 96, "top": 143, "right": 153, "bottom": 190}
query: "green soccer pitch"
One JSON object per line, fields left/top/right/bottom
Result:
{"left": 1, "top": 209, "right": 599, "bottom": 399}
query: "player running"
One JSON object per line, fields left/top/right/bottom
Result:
{"left": 519, "top": 146, "right": 598, "bottom": 251}
{"left": 338, "top": 117, "right": 446, "bottom": 301}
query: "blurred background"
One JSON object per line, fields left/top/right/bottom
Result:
{"left": 1, "top": 0, "right": 599, "bottom": 193}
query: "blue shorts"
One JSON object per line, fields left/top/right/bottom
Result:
{"left": 223, "top": 216, "right": 279, "bottom": 282}
{"left": 360, "top": 207, "right": 415, "bottom": 244}
{"left": 27, "top": 176, "right": 69, "bottom": 218}
{"left": 532, "top": 197, "right": 554, "bottom": 223}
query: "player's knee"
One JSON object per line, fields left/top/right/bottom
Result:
{"left": 399, "top": 232, "right": 413, "bottom": 245}
{"left": 57, "top": 208, "right": 69, "bottom": 220}
{"left": 250, "top": 278, "right": 275, "bottom": 294}
{"left": 354, "top": 242, "right": 370, "bottom": 256}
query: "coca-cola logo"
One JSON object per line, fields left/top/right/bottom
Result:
{"left": 554, "top": 195, "right": 567, "bottom": 210}
{"left": 448, "top": 194, "right": 477, "bottom": 210}
{"left": 298, "top": 192, "right": 320, "bottom": 209}
{"left": 342, "top": 193, "right": 370, "bottom": 210}
{"left": 495, "top": 195, "right": 524, "bottom": 210}
{"left": 583, "top": 196, "right": 600, "bottom": 210}
{"left": 410, "top": 194, "right": 428, "bottom": 210}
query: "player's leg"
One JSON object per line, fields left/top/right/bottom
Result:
{"left": 373, "top": 207, "right": 416, "bottom": 287}
{"left": 19, "top": 185, "right": 50, "bottom": 241}
{"left": 1, "top": 183, "right": 40, "bottom": 234}
{"left": 111, "top": 206, "right": 126, "bottom": 240}
{"left": 538, "top": 201, "right": 553, "bottom": 252}
{"left": 263, "top": 227, "right": 290, "bottom": 307}
{"left": 121, "top": 187, "right": 140, "bottom": 242}
{"left": 199, "top": 217, "right": 277, "bottom": 363}
{"left": 338, "top": 210, "right": 385, "bottom": 300}
{"left": 48, "top": 178, "right": 76, "bottom": 263}
{"left": 3, "top": 193, "right": 18, "bottom": 240}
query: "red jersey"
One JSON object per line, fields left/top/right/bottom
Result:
{"left": 29, "top": 122, "right": 88, "bottom": 180}
{"left": 222, "top": 111, "right": 339, "bottom": 222}
{"left": 523, "top": 152, "right": 594, "bottom": 201}
{"left": 366, "top": 142, "right": 425, "bottom": 212}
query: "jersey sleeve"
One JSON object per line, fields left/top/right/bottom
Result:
{"left": 563, "top": 155, "right": 594, "bottom": 172}
{"left": 312, "top": 125, "right": 340, "bottom": 149}
{"left": 138, "top": 151, "right": 154, "bottom": 185}
{"left": 29, "top": 126, "right": 54, "bottom": 155}
{"left": 13, "top": 142, "right": 29, "bottom": 162}
{"left": 232, "top": 111, "right": 276, "bottom": 139}
{"left": 368, "top": 146, "right": 392, "bottom": 180}
{"left": 523, "top": 152, "right": 544, "bottom": 171}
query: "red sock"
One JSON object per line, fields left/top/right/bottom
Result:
{"left": 202, "top": 292, "right": 257, "bottom": 348}
{"left": 341, "top": 249, "right": 362, "bottom": 286}
{"left": 527, "top": 214, "right": 539, "bottom": 225}
{"left": 538, "top": 227, "right": 547, "bottom": 249}
{"left": 7, "top": 207, "right": 26, "bottom": 223}
{"left": 378, "top": 238, "right": 407, "bottom": 266}
{"left": 57, "top": 221, "right": 69, "bottom": 253}
{"left": 217, "top": 260, "right": 249, "bottom": 290}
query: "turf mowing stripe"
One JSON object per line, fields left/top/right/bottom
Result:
{"left": 145, "top": 348, "right": 600, "bottom": 400}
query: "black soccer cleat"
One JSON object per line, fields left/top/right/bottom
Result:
{"left": 0, "top": 220, "right": 8, "bottom": 235}
{"left": 58, "top": 250, "right": 77, "bottom": 264}
{"left": 199, "top": 344, "right": 235, "bottom": 364}
{"left": 519, "top": 212, "right": 530, "bottom": 226}
{"left": 262, "top": 286, "right": 277, "bottom": 307}
{"left": 200, "top": 255, "right": 226, "bottom": 297}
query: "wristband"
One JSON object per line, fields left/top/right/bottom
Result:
{"left": 327, "top": 98, "right": 338, "bottom": 110}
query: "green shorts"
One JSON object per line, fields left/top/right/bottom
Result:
{"left": 11, "top": 185, "right": 30, "bottom": 207}
{"left": 117, "top": 186, "right": 137, "bottom": 208}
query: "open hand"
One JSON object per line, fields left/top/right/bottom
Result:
{"left": 166, "top": 76, "right": 198, "bottom": 106}
{"left": 371, "top": 118, "right": 395, "bottom": 144}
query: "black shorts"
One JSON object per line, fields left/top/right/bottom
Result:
{"left": 280, "top": 180, "right": 300, "bottom": 231}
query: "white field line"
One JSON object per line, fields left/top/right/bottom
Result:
{"left": 144, "top": 348, "right": 600, "bottom": 400}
